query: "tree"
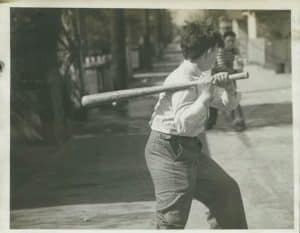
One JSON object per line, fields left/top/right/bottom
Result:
{"left": 110, "top": 9, "right": 128, "bottom": 90}
{"left": 11, "top": 8, "right": 68, "bottom": 143}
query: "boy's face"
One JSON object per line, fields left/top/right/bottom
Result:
{"left": 219, "top": 21, "right": 232, "bottom": 36}
{"left": 224, "top": 36, "right": 235, "bottom": 49}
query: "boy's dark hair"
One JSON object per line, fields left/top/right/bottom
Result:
{"left": 218, "top": 15, "right": 232, "bottom": 24}
{"left": 223, "top": 31, "right": 236, "bottom": 39}
{"left": 180, "top": 21, "right": 222, "bottom": 60}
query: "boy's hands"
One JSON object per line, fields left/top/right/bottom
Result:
{"left": 196, "top": 72, "right": 232, "bottom": 105}
{"left": 212, "top": 72, "right": 236, "bottom": 96}
{"left": 212, "top": 72, "right": 229, "bottom": 86}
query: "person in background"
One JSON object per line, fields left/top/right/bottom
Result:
{"left": 223, "top": 31, "right": 246, "bottom": 130}
{"left": 205, "top": 16, "right": 232, "bottom": 129}
{"left": 206, "top": 17, "right": 245, "bottom": 131}
{"left": 219, "top": 31, "right": 246, "bottom": 131}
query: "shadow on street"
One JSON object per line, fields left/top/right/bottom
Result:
{"left": 10, "top": 101, "right": 291, "bottom": 210}
{"left": 214, "top": 102, "right": 292, "bottom": 131}
{"left": 11, "top": 133, "right": 154, "bottom": 210}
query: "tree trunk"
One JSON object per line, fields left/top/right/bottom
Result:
{"left": 157, "top": 9, "right": 164, "bottom": 59}
{"left": 43, "top": 10, "right": 69, "bottom": 143}
{"left": 143, "top": 9, "right": 152, "bottom": 70}
{"left": 110, "top": 9, "right": 128, "bottom": 90}
{"left": 74, "top": 9, "right": 85, "bottom": 96}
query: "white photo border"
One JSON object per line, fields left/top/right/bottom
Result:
{"left": 0, "top": 0, "right": 299, "bottom": 232}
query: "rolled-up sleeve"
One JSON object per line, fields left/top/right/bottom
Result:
{"left": 171, "top": 88, "right": 208, "bottom": 135}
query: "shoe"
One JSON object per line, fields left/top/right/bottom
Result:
{"left": 233, "top": 119, "right": 246, "bottom": 132}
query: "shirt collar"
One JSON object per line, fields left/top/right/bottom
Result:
{"left": 181, "top": 59, "right": 211, "bottom": 80}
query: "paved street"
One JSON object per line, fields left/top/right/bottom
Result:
{"left": 10, "top": 43, "right": 293, "bottom": 229}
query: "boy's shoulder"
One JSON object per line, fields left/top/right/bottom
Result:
{"left": 164, "top": 62, "right": 194, "bottom": 84}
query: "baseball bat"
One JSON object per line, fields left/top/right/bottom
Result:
{"left": 82, "top": 71, "right": 249, "bottom": 108}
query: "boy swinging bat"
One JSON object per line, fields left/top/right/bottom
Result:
{"left": 144, "top": 21, "right": 248, "bottom": 229}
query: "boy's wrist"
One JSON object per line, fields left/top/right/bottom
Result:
{"left": 198, "top": 92, "right": 212, "bottom": 106}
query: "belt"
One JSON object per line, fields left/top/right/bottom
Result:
{"left": 151, "top": 130, "right": 203, "bottom": 152}
{"left": 152, "top": 130, "right": 199, "bottom": 141}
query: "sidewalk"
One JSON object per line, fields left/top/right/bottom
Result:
{"left": 10, "top": 43, "right": 293, "bottom": 229}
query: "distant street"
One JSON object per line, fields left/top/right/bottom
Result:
{"left": 11, "top": 42, "right": 293, "bottom": 229}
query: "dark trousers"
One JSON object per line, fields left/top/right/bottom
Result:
{"left": 206, "top": 107, "right": 218, "bottom": 129}
{"left": 145, "top": 130, "right": 248, "bottom": 229}
{"left": 231, "top": 104, "right": 245, "bottom": 121}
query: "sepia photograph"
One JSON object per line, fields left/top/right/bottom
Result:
{"left": 0, "top": 1, "right": 299, "bottom": 231}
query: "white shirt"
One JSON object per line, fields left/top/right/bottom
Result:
{"left": 150, "top": 60, "right": 241, "bottom": 137}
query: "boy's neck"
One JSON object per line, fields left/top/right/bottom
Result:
{"left": 188, "top": 58, "right": 209, "bottom": 72}
{"left": 183, "top": 59, "right": 211, "bottom": 77}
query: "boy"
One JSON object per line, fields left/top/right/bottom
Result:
{"left": 145, "top": 22, "right": 248, "bottom": 229}
{"left": 205, "top": 16, "right": 233, "bottom": 130}
{"left": 220, "top": 30, "right": 246, "bottom": 131}
{"left": 206, "top": 17, "right": 245, "bottom": 131}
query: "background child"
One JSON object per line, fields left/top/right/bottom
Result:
{"left": 222, "top": 30, "right": 246, "bottom": 131}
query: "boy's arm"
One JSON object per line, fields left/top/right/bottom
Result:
{"left": 171, "top": 77, "right": 213, "bottom": 135}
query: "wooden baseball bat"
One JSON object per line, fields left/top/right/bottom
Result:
{"left": 82, "top": 71, "right": 249, "bottom": 108}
